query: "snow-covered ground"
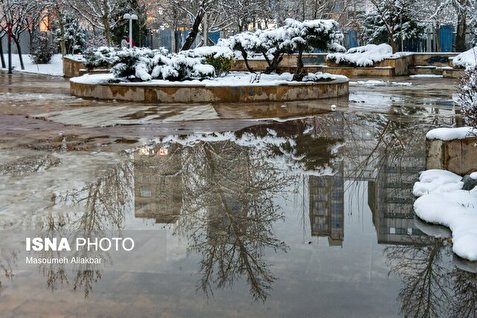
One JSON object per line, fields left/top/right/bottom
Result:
{"left": 413, "top": 169, "right": 477, "bottom": 261}
{"left": 71, "top": 71, "right": 348, "bottom": 86}
{"left": 1, "top": 54, "right": 63, "bottom": 76}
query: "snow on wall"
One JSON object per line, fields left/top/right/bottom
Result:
{"left": 426, "top": 127, "right": 477, "bottom": 140}
{"left": 326, "top": 44, "right": 393, "bottom": 67}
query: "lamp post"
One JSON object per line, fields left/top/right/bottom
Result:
{"left": 123, "top": 13, "right": 138, "bottom": 48}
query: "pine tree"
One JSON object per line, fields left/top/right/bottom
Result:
{"left": 53, "top": 13, "right": 86, "bottom": 54}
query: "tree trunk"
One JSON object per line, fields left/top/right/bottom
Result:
{"left": 181, "top": 7, "right": 205, "bottom": 51}
{"left": 264, "top": 52, "right": 283, "bottom": 74}
{"left": 293, "top": 49, "right": 305, "bottom": 81}
{"left": 455, "top": 13, "right": 466, "bottom": 51}
{"left": 389, "top": 35, "right": 397, "bottom": 53}
{"left": 103, "top": 16, "right": 112, "bottom": 47}
{"left": 58, "top": 18, "right": 67, "bottom": 55}
{"left": 202, "top": 12, "right": 208, "bottom": 46}
{"left": 240, "top": 49, "right": 254, "bottom": 72}
{"left": 0, "top": 37, "right": 6, "bottom": 68}
{"left": 13, "top": 37, "right": 24, "bottom": 70}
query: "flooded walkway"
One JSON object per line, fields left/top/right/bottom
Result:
{"left": 0, "top": 72, "right": 473, "bottom": 317}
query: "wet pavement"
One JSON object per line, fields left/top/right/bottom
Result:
{"left": 0, "top": 71, "right": 475, "bottom": 318}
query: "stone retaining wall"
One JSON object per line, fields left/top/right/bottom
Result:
{"left": 63, "top": 56, "right": 85, "bottom": 78}
{"left": 427, "top": 137, "right": 477, "bottom": 175}
{"left": 412, "top": 53, "right": 458, "bottom": 67}
{"left": 70, "top": 78, "right": 349, "bottom": 103}
{"left": 65, "top": 52, "right": 463, "bottom": 78}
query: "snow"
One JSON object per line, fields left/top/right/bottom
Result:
{"left": 390, "top": 51, "right": 414, "bottom": 58}
{"left": 413, "top": 169, "right": 477, "bottom": 261}
{"left": 65, "top": 54, "right": 85, "bottom": 62}
{"left": 453, "top": 47, "right": 477, "bottom": 69}
{"left": 1, "top": 54, "right": 63, "bottom": 76}
{"left": 412, "top": 169, "right": 463, "bottom": 197}
{"left": 426, "top": 127, "right": 477, "bottom": 140}
{"left": 181, "top": 46, "right": 234, "bottom": 59}
{"left": 70, "top": 73, "right": 115, "bottom": 84}
{"left": 71, "top": 71, "right": 348, "bottom": 86}
{"left": 326, "top": 44, "right": 393, "bottom": 67}
{"left": 302, "top": 72, "right": 347, "bottom": 82}
{"left": 218, "top": 18, "right": 344, "bottom": 59}
{"left": 350, "top": 80, "right": 412, "bottom": 87}
{"left": 409, "top": 74, "right": 443, "bottom": 78}
{"left": 471, "top": 172, "right": 477, "bottom": 180}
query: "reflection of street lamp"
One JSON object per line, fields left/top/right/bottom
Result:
{"left": 123, "top": 13, "right": 138, "bottom": 48}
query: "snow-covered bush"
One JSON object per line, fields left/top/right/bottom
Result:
{"left": 30, "top": 34, "right": 55, "bottom": 64}
{"left": 219, "top": 18, "right": 344, "bottom": 77}
{"left": 83, "top": 46, "right": 168, "bottom": 70}
{"left": 95, "top": 47, "right": 215, "bottom": 81}
{"left": 84, "top": 47, "right": 119, "bottom": 69}
{"left": 111, "top": 47, "right": 157, "bottom": 79}
{"left": 180, "top": 46, "right": 234, "bottom": 76}
{"left": 326, "top": 44, "right": 393, "bottom": 67}
{"left": 453, "top": 47, "right": 477, "bottom": 69}
{"left": 458, "top": 66, "right": 477, "bottom": 128}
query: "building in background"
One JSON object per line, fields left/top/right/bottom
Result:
{"left": 134, "top": 145, "right": 182, "bottom": 224}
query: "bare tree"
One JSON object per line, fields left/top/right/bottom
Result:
{"left": 0, "top": 0, "right": 48, "bottom": 69}
{"left": 68, "top": 0, "right": 124, "bottom": 46}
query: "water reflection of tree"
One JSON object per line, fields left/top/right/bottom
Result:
{"left": 34, "top": 160, "right": 132, "bottom": 297}
{"left": 387, "top": 237, "right": 477, "bottom": 317}
{"left": 175, "top": 140, "right": 289, "bottom": 302}
{"left": 0, "top": 248, "right": 17, "bottom": 292}
{"left": 386, "top": 237, "right": 452, "bottom": 317}
{"left": 451, "top": 269, "right": 477, "bottom": 318}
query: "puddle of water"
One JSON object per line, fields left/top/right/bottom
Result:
{"left": 0, "top": 74, "right": 473, "bottom": 317}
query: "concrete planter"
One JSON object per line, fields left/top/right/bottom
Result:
{"left": 63, "top": 56, "right": 85, "bottom": 78}
{"left": 70, "top": 78, "right": 349, "bottom": 103}
{"left": 427, "top": 136, "right": 477, "bottom": 175}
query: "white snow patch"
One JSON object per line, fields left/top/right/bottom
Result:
{"left": 426, "top": 127, "right": 477, "bottom": 140}
{"left": 1, "top": 54, "right": 63, "bottom": 76}
{"left": 350, "top": 80, "right": 412, "bottom": 87}
{"left": 414, "top": 169, "right": 477, "bottom": 261}
{"left": 453, "top": 47, "right": 477, "bottom": 69}
{"left": 70, "top": 73, "right": 114, "bottom": 84}
{"left": 326, "top": 44, "right": 393, "bottom": 67}
{"left": 65, "top": 54, "right": 85, "bottom": 62}
{"left": 412, "top": 169, "right": 463, "bottom": 197}
{"left": 70, "top": 71, "right": 347, "bottom": 87}
{"left": 470, "top": 172, "right": 477, "bottom": 180}
{"left": 409, "top": 74, "right": 444, "bottom": 78}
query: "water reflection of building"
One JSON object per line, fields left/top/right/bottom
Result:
{"left": 309, "top": 162, "right": 344, "bottom": 247}
{"left": 134, "top": 145, "right": 182, "bottom": 224}
{"left": 368, "top": 149, "right": 427, "bottom": 245}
